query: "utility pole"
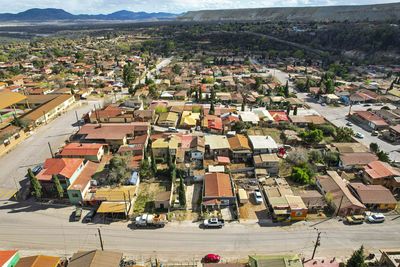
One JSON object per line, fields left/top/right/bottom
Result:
{"left": 97, "top": 228, "right": 104, "bottom": 251}
{"left": 48, "top": 142, "right": 54, "bottom": 158}
{"left": 75, "top": 111, "right": 80, "bottom": 130}
{"left": 336, "top": 195, "right": 344, "bottom": 217}
{"left": 311, "top": 229, "right": 321, "bottom": 260}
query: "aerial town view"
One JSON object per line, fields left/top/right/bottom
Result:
{"left": 0, "top": 0, "right": 400, "bottom": 266}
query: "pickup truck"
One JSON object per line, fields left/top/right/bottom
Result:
{"left": 346, "top": 215, "right": 365, "bottom": 225}
{"left": 203, "top": 218, "right": 225, "bottom": 228}
{"left": 133, "top": 213, "right": 167, "bottom": 228}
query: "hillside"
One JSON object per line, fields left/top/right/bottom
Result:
{"left": 0, "top": 8, "right": 177, "bottom": 21}
{"left": 178, "top": 2, "right": 400, "bottom": 22}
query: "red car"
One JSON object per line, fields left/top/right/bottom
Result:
{"left": 203, "top": 254, "right": 221, "bottom": 263}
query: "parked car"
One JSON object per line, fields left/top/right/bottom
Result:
{"left": 371, "top": 131, "right": 379, "bottom": 136}
{"left": 167, "top": 127, "right": 178, "bottom": 132}
{"left": 203, "top": 254, "right": 221, "bottom": 263}
{"left": 74, "top": 206, "right": 82, "bottom": 221}
{"left": 83, "top": 208, "right": 97, "bottom": 223}
{"left": 355, "top": 132, "right": 365, "bottom": 139}
{"left": 367, "top": 213, "right": 385, "bottom": 223}
{"left": 346, "top": 122, "right": 353, "bottom": 127}
{"left": 31, "top": 164, "right": 43, "bottom": 175}
{"left": 254, "top": 189, "right": 263, "bottom": 204}
{"left": 346, "top": 215, "right": 365, "bottom": 225}
{"left": 203, "top": 218, "right": 225, "bottom": 228}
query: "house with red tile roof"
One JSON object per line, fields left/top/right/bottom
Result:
{"left": 202, "top": 172, "right": 236, "bottom": 211}
{"left": 268, "top": 110, "right": 290, "bottom": 123}
{"left": 351, "top": 110, "right": 388, "bottom": 131}
{"left": 0, "top": 250, "right": 20, "bottom": 267}
{"left": 202, "top": 114, "right": 223, "bottom": 134}
{"left": 37, "top": 158, "right": 86, "bottom": 191}
{"left": 59, "top": 143, "right": 106, "bottom": 162}
{"left": 88, "top": 105, "right": 134, "bottom": 124}
{"left": 74, "top": 123, "right": 149, "bottom": 149}
{"left": 363, "top": 161, "right": 400, "bottom": 191}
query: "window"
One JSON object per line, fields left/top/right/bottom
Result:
{"left": 72, "top": 193, "right": 79, "bottom": 198}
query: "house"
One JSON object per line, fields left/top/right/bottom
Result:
{"left": 88, "top": 106, "right": 134, "bottom": 124}
{"left": 363, "top": 160, "right": 400, "bottom": 190}
{"left": 59, "top": 143, "right": 106, "bottom": 162}
{"left": 179, "top": 111, "right": 200, "bottom": 129}
{"left": 75, "top": 123, "right": 149, "bottom": 149}
{"left": 268, "top": 110, "right": 290, "bottom": 123}
{"left": 17, "top": 95, "right": 57, "bottom": 109}
{"left": 22, "top": 95, "right": 75, "bottom": 126}
{"left": 68, "top": 250, "right": 122, "bottom": 267}
{"left": 205, "top": 135, "right": 231, "bottom": 158}
{"left": 253, "top": 154, "right": 280, "bottom": 176}
{"left": 374, "top": 109, "right": 400, "bottom": 125}
{"left": 351, "top": 111, "right": 388, "bottom": 131}
{"left": 228, "top": 134, "right": 252, "bottom": 162}
{"left": 67, "top": 162, "right": 99, "bottom": 205}
{"left": 321, "top": 94, "right": 340, "bottom": 104}
{"left": 15, "top": 255, "right": 61, "bottom": 267}
{"left": 339, "top": 152, "right": 378, "bottom": 170}
{"left": 249, "top": 255, "right": 303, "bottom": 267}
{"left": 263, "top": 178, "right": 308, "bottom": 222}
{"left": 248, "top": 135, "right": 278, "bottom": 155}
{"left": 154, "top": 191, "right": 172, "bottom": 209}
{"left": 383, "top": 125, "right": 400, "bottom": 144}
{"left": 202, "top": 172, "right": 236, "bottom": 210}
{"left": 157, "top": 112, "right": 179, "bottom": 127}
{"left": 303, "top": 258, "right": 340, "bottom": 267}
{"left": 348, "top": 183, "right": 397, "bottom": 211}
{"left": 299, "top": 190, "right": 327, "bottom": 213}
{"left": 238, "top": 111, "right": 260, "bottom": 125}
{"left": 37, "top": 158, "right": 86, "bottom": 190}
{"left": 202, "top": 114, "right": 223, "bottom": 134}
{"left": 151, "top": 135, "right": 180, "bottom": 159}
{"left": 133, "top": 109, "right": 155, "bottom": 123}
{"left": 316, "top": 171, "right": 366, "bottom": 216}
{"left": 379, "top": 249, "right": 400, "bottom": 267}
{"left": 180, "top": 134, "right": 204, "bottom": 162}
{"left": 0, "top": 250, "right": 20, "bottom": 267}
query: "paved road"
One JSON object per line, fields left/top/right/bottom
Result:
{"left": 0, "top": 99, "right": 104, "bottom": 190}
{"left": 0, "top": 201, "right": 399, "bottom": 262}
{"left": 297, "top": 93, "right": 400, "bottom": 161}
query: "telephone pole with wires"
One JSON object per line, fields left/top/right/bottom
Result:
{"left": 311, "top": 228, "right": 322, "bottom": 260}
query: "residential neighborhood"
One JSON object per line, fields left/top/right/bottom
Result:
{"left": 0, "top": 14, "right": 399, "bottom": 267}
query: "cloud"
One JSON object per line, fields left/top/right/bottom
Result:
{"left": 0, "top": 0, "right": 398, "bottom": 14}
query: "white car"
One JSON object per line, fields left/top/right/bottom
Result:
{"left": 355, "top": 132, "right": 364, "bottom": 139}
{"left": 367, "top": 213, "right": 385, "bottom": 223}
{"left": 254, "top": 189, "right": 263, "bottom": 204}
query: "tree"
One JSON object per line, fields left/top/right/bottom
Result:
{"left": 139, "top": 158, "right": 152, "bottom": 179}
{"left": 52, "top": 174, "right": 64, "bottom": 199}
{"left": 209, "top": 100, "right": 215, "bottom": 115}
{"left": 291, "top": 166, "right": 311, "bottom": 184}
{"left": 105, "top": 156, "right": 131, "bottom": 185}
{"left": 346, "top": 246, "right": 367, "bottom": 267}
{"left": 172, "top": 64, "right": 182, "bottom": 75}
{"left": 178, "top": 175, "right": 186, "bottom": 207}
{"left": 293, "top": 106, "right": 298, "bottom": 116}
{"left": 377, "top": 150, "right": 390, "bottom": 163}
{"left": 299, "top": 129, "right": 324, "bottom": 145}
{"left": 27, "top": 168, "right": 42, "bottom": 199}
{"left": 309, "top": 150, "right": 324, "bottom": 163}
{"left": 284, "top": 80, "right": 290, "bottom": 97}
{"left": 369, "top": 142, "right": 379, "bottom": 154}
{"left": 334, "top": 127, "right": 354, "bottom": 142}
{"left": 122, "top": 63, "right": 137, "bottom": 90}
{"left": 324, "top": 151, "right": 339, "bottom": 167}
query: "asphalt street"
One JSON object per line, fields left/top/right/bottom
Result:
{"left": 0, "top": 201, "right": 399, "bottom": 262}
{"left": 0, "top": 99, "right": 103, "bottom": 190}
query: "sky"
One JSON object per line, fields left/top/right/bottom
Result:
{"left": 0, "top": 0, "right": 398, "bottom": 14}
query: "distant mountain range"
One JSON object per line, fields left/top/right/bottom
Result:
{"left": 0, "top": 8, "right": 177, "bottom": 21}
{"left": 179, "top": 2, "right": 400, "bottom": 22}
